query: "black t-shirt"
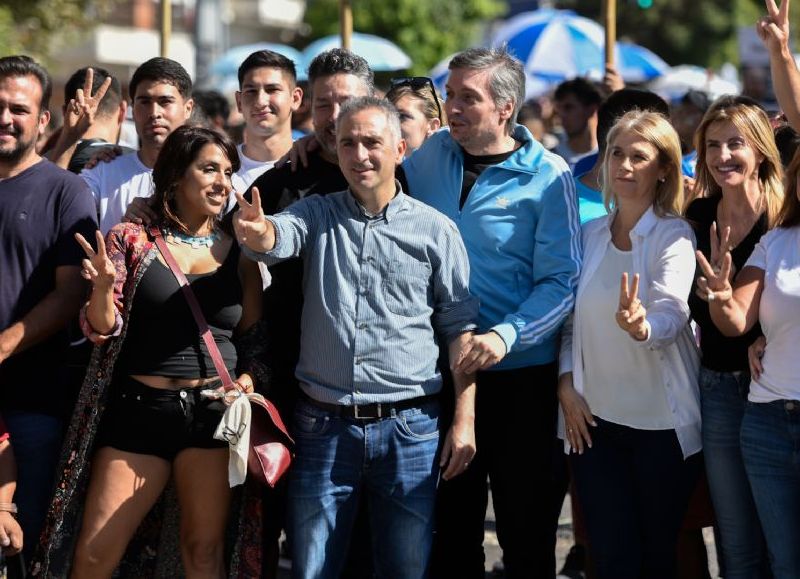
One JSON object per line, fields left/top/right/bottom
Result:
{"left": 460, "top": 149, "right": 515, "bottom": 209}
{"left": 686, "top": 196, "right": 766, "bottom": 372}
{"left": 0, "top": 159, "right": 98, "bottom": 416}
{"left": 244, "top": 151, "right": 348, "bottom": 409}
{"left": 67, "top": 139, "right": 135, "bottom": 174}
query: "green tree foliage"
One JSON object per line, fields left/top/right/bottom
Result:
{"left": 303, "top": 0, "right": 507, "bottom": 74}
{"left": 0, "top": 0, "right": 102, "bottom": 60}
{"left": 557, "top": 0, "right": 800, "bottom": 68}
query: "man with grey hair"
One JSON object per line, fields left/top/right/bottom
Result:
{"left": 403, "top": 47, "right": 581, "bottom": 578}
{"left": 235, "top": 96, "right": 479, "bottom": 578}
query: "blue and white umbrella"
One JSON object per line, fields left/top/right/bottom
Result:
{"left": 615, "top": 42, "right": 671, "bottom": 84}
{"left": 302, "top": 32, "right": 412, "bottom": 72}
{"left": 491, "top": 9, "right": 668, "bottom": 84}
{"left": 211, "top": 43, "right": 306, "bottom": 79}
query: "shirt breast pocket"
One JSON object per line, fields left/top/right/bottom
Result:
{"left": 382, "top": 260, "right": 432, "bottom": 317}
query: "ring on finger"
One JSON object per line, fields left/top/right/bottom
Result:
{"left": 707, "top": 291, "right": 715, "bottom": 302}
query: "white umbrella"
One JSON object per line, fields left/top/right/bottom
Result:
{"left": 303, "top": 32, "right": 412, "bottom": 72}
{"left": 648, "top": 65, "right": 741, "bottom": 102}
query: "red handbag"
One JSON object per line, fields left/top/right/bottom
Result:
{"left": 152, "top": 227, "right": 293, "bottom": 487}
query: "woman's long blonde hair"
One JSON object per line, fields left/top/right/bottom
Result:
{"left": 692, "top": 96, "right": 784, "bottom": 227}
{"left": 602, "top": 110, "right": 684, "bottom": 217}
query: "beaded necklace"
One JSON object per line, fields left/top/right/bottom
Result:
{"left": 163, "top": 227, "right": 221, "bottom": 248}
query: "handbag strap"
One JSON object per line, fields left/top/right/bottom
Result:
{"left": 150, "top": 226, "right": 235, "bottom": 388}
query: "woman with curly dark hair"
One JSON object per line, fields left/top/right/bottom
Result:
{"left": 34, "top": 125, "right": 267, "bottom": 578}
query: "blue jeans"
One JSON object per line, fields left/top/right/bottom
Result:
{"left": 287, "top": 398, "right": 440, "bottom": 579}
{"left": 741, "top": 400, "right": 800, "bottom": 579}
{"left": 3, "top": 411, "right": 64, "bottom": 563}
{"left": 571, "top": 417, "right": 701, "bottom": 579}
{"left": 700, "top": 367, "right": 770, "bottom": 579}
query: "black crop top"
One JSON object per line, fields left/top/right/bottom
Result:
{"left": 118, "top": 244, "right": 243, "bottom": 378}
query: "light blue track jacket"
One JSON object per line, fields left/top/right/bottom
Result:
{"left": 403, "top": 125, "right": 582, "bottom": 370}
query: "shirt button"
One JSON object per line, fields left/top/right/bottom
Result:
{"left": 355, "top": 358, "right": 362, "bottom": 365}
{"left": 787, "top": 401, "right": 796, "bottom": 411}
{"left": 179, "top": 390, "right": 188, "bottom": 399}
{"left": 358, "top": 322, "right": 367, "bottom": 329}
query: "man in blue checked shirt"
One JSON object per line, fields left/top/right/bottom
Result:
{"left": 234, "top": 96, "right": 478, "bottom": 579}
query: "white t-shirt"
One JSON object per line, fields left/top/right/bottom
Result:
{"left": 80, "top": 152, "right": 152, "bottom": 234}
{"left": 232, "top": 144, "right": 275, "bottom": 193}
{"left": 745, "top": 227, "right": 800, "bottom": 402}
{"left": 579, "top": 243, "right": 674, "bottom": 429}
{"left": 232, "top": 144, "right": 276, "bottom": 288}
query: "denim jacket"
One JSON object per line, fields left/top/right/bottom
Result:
{"left": 558, "top": 207, "right": 702, "bottom": 458}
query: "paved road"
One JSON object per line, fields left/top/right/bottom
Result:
{"left": 276, "top": 493, "right": 720, "bottom": 577}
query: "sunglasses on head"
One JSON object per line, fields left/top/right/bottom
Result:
{"left": 390, "top": 76, "right": 442, "bottom": 122}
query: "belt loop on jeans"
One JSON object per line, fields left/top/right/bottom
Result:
{"left": 300, "top": 391, "right": 436, "bottom": 420}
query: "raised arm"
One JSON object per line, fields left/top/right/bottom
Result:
{"left": 233, "top": 187, "right": 276, "bottom": 253}
{"left": 49, "top": 68, "right": 113, "bottom": 170}
{"left": 695, "top": 223, "right": 764, "bottom": 336}
{"left": 759, "top": 0, "right": 800, "bottom": 130}
{"left": 75, "top": 230, "right": 118, "bottom": 335}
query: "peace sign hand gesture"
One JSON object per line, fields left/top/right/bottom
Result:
{"left": 64, "top": 67, "right": 113, "bottom": 140}
{"left": 233, "top": 187, "right": 275, "bottom": 253}
{"left": 616, "top": 272, "right": 649, "bottom": 341}
{"left": 75, "top": 230, "right": 116, "bottom": 290}
{"left": 695, "top": 223, "right": 734, "bottom": 304}
{"left": 758, "top": 0, "right": 791, "bottom": 54}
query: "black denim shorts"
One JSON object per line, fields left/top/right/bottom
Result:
{"left": 96, "top": 376, "right": 228, "bottom": 460}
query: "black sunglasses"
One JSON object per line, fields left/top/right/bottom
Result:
{"left": 390, "top": 76, "right": 442, "bottom": 123}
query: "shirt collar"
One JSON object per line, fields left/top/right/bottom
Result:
{"left": 603, "top": 205, "right": 660, "bottom": 239}
{"left": 345, "top": 180, "right": 407, "bottom": 223}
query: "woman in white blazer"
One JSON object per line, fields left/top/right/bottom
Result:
{"left": 557, "top": 110, "right": 701, "bottom": 579}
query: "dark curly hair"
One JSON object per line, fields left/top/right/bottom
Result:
{"left": 307, "top": 48, "right": 374, "bottom": 93}
{"left": 151, "top": 125, "right": 240, "bottom": 235}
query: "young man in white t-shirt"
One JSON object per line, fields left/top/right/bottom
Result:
{"left": 120, "top": 51, "right": 301, "bottom": 223}
{"left": 81, "top": 57, "right": 193, "bottom": 233}
{"left": 232, "top": 50, "right": 303, "bottom": 193}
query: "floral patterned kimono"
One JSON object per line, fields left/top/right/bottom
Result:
{"left": 30, "top": 223, "right": 269, "bottom": 578}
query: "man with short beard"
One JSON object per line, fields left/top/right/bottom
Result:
{"left": 80, "top": 57, "right": 193, "bottom": 233}
{"left": 0, "top": 55, "right": 97, "bottom": 567}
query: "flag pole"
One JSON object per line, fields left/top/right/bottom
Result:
{"left": 340, "top": 0, "right": 353, "bottom": 50}
{"left": 604, "top": 0, "right": 616, "bottom": 70}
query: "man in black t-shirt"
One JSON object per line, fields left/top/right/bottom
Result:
{"left": 247, "top": 48, "right": 373, "bottom": 409}
{"left": 47, "top": 66, "right": 132, "bottom": 174}
{"left": 244, "top": 48, "right": 373, "bottom": 578}
{"left": 0, "top": 56, "right": 97, "bottom": 565}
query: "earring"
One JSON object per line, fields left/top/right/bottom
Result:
{"left": 658, "top": 177, "right": 666, "bottom": 183}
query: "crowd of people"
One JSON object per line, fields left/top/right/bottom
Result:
{"left": 1, "top": 0, "right": 800, "bottom": 578}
